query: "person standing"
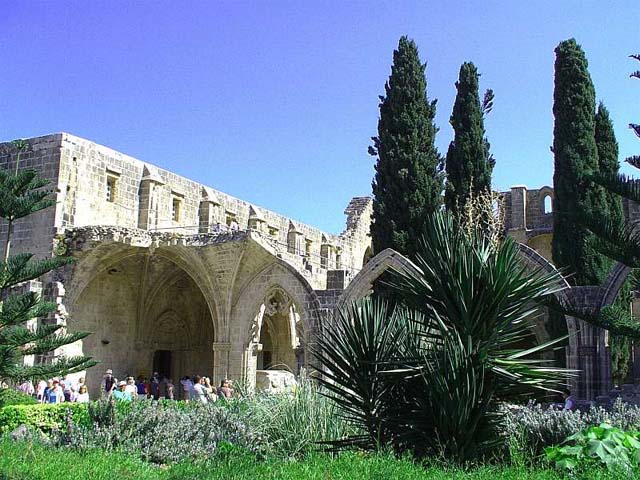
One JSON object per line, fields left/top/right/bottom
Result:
{"left": 191, "top": 376, "right": 208, "bottom": 404}
{"left": 36, "top": 379, "right": 47, "bottom": 402}
{"left": 562, "top": 389, "right": 576, "bottom": 411}
{"left": 74, "top": 385, "right": 90, "bottom": 403}
{"left": 136, "top": 376, "right": 147, "bottom": 400}
{"left": 102, "top": 369, "right": 116, "bottom": 397}
{"left": 180, "top": 376, "right": 193, "bottom": 401}
{"left": 150, "top": 372, "right": 160, "bottom": 400}
{"left": 112, "top": 381, "right": 132, "bottom": 402}
{"left": 165, "top": 378, "right": 175, "bottom": 400}
{"left": 48, "top": 379, "right": 64, "bottom": 404}
{"left": 217, "top": 379, "right": 234, "bottom": 400}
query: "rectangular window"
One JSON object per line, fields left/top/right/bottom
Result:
{"left": 226, "top": 212, "right": 238, "bottom": 229}
{"left": 172, "top": 197, "right": 182, "bottom": 222}
{"left": 106, "top": 176, "right": 117, "bottom": 202}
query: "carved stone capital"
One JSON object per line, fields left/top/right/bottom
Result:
{"left": 212, "top": 341, "right": 231, "bottom": 352}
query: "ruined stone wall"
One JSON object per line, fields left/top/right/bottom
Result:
{"left": 0, "top": 135, "right": 63, "bottom": 259}
{"left": 0, "top": 133, "right": 373, "bottom": 289}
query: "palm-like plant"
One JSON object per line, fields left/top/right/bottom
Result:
{"left": 313, "top": 212, "right": 570, "bottom": 462}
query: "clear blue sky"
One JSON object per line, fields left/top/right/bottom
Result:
{"left": 1, "top": 1, "right": 639, "bottom": 233}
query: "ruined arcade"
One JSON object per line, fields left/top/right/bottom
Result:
{"left": 0, "top": 133, "right": 373, "bottom": 395}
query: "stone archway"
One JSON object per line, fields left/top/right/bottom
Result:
{"left": 338, "top": 244, "right": 576, "bottom": 380}
{"left": 67, "top": 249, "right": 217, "bottom": 396}
{"left": 250, "top": 286, "right": 303, "bottom": 374}
{"left": 230, "top": 260, "right": 321, "bottom": 387}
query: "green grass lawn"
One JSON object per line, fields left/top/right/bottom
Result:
{"left": 0, "top": 439, "right": 628, "bottom": 480}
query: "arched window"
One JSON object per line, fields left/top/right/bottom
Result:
{"left": 543, "top": 195, "right": 553, "bottom": 214}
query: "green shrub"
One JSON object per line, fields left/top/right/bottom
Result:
{"left": 313, "top": 213, "right": 568, "bottom": 462}
{"left": 0, "top": 403, "right": 88, "bottom": 433}
{"left": 240, "top": 377, "right": 357, "bottom": 457}
{"left": 546, "top": 423, "right": 640, "bottom": 471}
{"left": 0, "top": 388, "right": 37, "bottom": 408}
{"left": 61, "top": 399, "right": 264, "bottom": 464}
{"left": 502, "top": 399, "right": 640, "bottom": 457}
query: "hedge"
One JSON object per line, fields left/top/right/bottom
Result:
{"left": 0, "top": 389, "right": 38, "bottom": 408}
{"left": 0, "top": 403, "right": 89, "bottom": 433}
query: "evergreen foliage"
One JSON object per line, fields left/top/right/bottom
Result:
{"left": 370, "top": 36, "right": 443, "bottom": 259}
{"left": 314, "top": 212, "right": 568, "bottom": 462}
{"left": 595, "top": 102, "right": 633, "bottom": 382}
{"left": 444, "top": 62, "right": 495, "bottom": 215}
{"left": 0, "top": 140, "right": 96, "bottom": 382}
{"left": 551, "top": 39, "right": 610, "bottom": 286}
{"left": 595, "top": 103, "right": 624, "bottom": 227}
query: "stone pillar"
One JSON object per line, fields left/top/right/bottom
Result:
{"left": 287, "top": 223, "right": 304, "bottom": 255}
{"left": 212, "top": 341, "right": 231, "bottom": 384}
{"left": 138, "top": 171, "right": 165, "bottom": 230}
{"left": 199, "top": 200, "right": 220, "bottom": 233}
{"left": 510, "top": 185, "right": 528, "bottom": 231}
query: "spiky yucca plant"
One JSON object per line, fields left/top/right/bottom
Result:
{"left": 313, "top": 212, "right": 569, "bottom": 462}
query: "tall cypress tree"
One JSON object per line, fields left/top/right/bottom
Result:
{"left": 370, "top": 36, "right": 442, "bottom": 260}
{"left": 444, "top": 62, "right": 494, "bottom": 215}
{"left": 595, "top": 102, "right": 623, "bottom": 226}
{"left": 552, "top": 39, "right": 609, "bottom": 286}
{"left": 595, "top": 102, "right": 633, "bottom": 384}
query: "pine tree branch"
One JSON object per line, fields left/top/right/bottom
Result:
{"left": 0, "top": 253, "right": 73, "bottom": 290}
{"left": 0, "top": 292, "right": 57, "bottom": 328}
{"left": 590, "top": 172, "right": 640, "bottom": 203}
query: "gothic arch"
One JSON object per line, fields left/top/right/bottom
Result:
{"left": 599, "top": 262, "right": 632, "bottom": 308}
{"left": 338, "top": 244, "right": 575, "bottom": 351}
{"left": 232, "top": 260, "right": 321, "bottom": 347}
{"left": 63, "top": 243, "right": 221, "bottom": 336}
{"left": 337, "top": 248, "right": 422, "bottom": 308}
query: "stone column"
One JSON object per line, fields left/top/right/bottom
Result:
{"left": 212, "top": 341, "right": 231, "bottom": 384}
{"left": 509, "top": 185, "right": 528, "bottom": 231}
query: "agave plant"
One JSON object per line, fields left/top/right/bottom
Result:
{"left": 313, "top": 212, "right": 570, "bottom": 462}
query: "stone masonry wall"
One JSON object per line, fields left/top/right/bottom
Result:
{"left": 0, "top": 133, "right": 373, "bottom": 289}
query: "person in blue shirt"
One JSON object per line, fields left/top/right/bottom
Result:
{"left": 112, "top": 381, "right": 132, "bottom": 402}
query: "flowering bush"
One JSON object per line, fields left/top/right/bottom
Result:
{"left": 60, "top": 399, "right": 264, "bottom": 464}
{"left": 502, "top": 399, "right": 640, "bottom": 457}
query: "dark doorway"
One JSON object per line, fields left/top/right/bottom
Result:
{"left": 153, "top": 350, "right": 171, "bottom": 379}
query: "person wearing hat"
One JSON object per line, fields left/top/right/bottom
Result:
{"left": 112, "top": 380, "right": 132, "bottom": 402}
{"left": 102, "top": 369, "right": 116, "bottom": 397}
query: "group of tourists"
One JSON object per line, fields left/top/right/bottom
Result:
{"left": 13, "top": 369, "right": 235, "bottom": 404}
{"left": 102, "top": 369, "right": 234, "bottom": 403}
{"left": 179, "top": 375, "right": 234, "bottom": 403}
{"left": 17, "top": 377, "right": 90, "bottom": 404}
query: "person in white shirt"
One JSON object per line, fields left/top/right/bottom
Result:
{"left": 36, "top": 380, "right": 47, "bottom": 402}
{"left": 74, "top": 385, "right": 90, "bottom": 403}
{"left": 125, "top": 377, "right": 137, "bottom": 397}
{"left": 190, "top": 375, "right": 208, "bottom": 404}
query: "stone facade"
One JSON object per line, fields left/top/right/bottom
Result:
{"left": 502, "top": 185, "right": 640, "bottom": 401}
{"left": 0, "top": 133, "right": 373, "bottom": 395}
{"left": 2, "top": 132, "right": 635, "bottom": 401}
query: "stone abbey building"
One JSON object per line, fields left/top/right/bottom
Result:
{"left": 1, "top": 133, "right": 637, "bottom": 402}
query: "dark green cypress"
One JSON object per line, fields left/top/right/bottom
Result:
{"left": 552, "top": 39, "right": 610, "bottom": 286}
{"left": 444, "top": 62, "right": 494, "bottom": 215}
{"left": 370, "top": 36, "right": 443, "bottom": 259}
{"left": 595, "top": 102, "right": 624, "bottom": 226}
